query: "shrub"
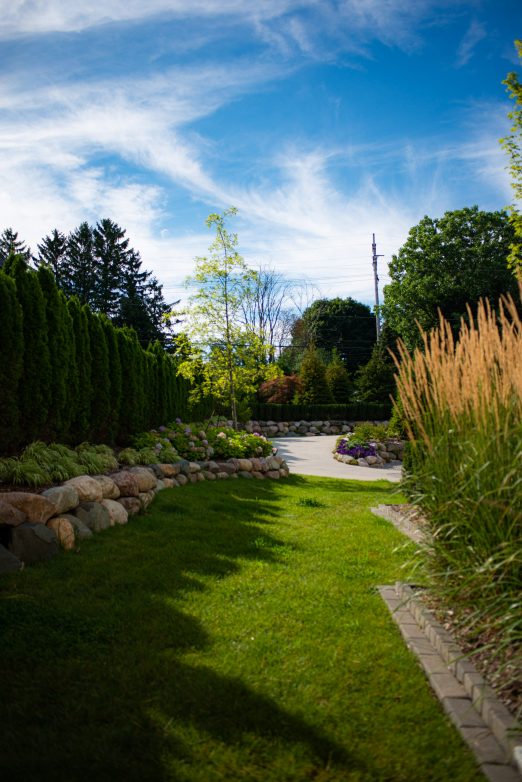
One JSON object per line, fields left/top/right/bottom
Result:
{"left": 394, "top": 291, "right": 522, "bottom": 693}
{"left": 297, "top": 345, "right": 333, "bottom": 404}
{"left": 351, "top": 421, "right": 388, "bottom": 444}
{"left": 325, "top": 351, "right": 351, "bottom": 404}
{"left": 258, "top": 375, "right": 302, "bottom": 404}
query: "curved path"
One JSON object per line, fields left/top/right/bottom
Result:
{"left": 271, "top": 435, "right": 402, "bottom": 483}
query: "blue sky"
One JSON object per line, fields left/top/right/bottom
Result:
{"left": 0, "top": 1, "right": 520, "bottom": 308}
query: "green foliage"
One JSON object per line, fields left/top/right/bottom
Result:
{"left": 387, "top": 397, "right": 408, "bottom": 439}
{"left": 0, "top": 457, "right": 49, "bottom": 488}
{"left": 325, "top": 350, "right": 351, "bottom": 404}
{"left": 297, "top": 344, "right": 333, "bottom": 404}
{"left": 381, "top": 206, "right": 517, "bottom": 349}
{"left": 86, "top": 310, "right": 111, "bottom": 441}
{"left": 117, "top": 448, "right": 141, "bottom": 466}
{"left": 206, "top": 428, "right": 272, "bottom": 459}
{"left": 0, "top": 228, "right": 31, "bottom": 267}
{"left": 354, "top": 340, "right": 396, "bottom": 404}
{"left": 252, "top": 401, "right": 392, "bottom": 421}
{"left": 351, "top": 421, "right": 389, "bottom": 444}
{"left": 285, "top": 297, "right": 376, "bottom": 375}
{"left": 0, "top": 271, "right": 23, "bottom": 452}
{"left": 67, "top": 297, "right": 91, "bottom": 441}
{"left": 500, "top": 40, "right": 522, "bottom": 273}
{"left": 7, "top": 257, "right": 51, "bottom": 443}
{"left": 175, "top": 210, "right": 278, "bottom": 427}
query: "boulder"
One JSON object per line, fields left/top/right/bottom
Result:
{"left": 176, "top": 474, "right": 188, "bottom": 486}
{"left": 41, "top": 485, "right": 79, "bottom": 515}
{"left": 101, "top": 499, "right": 129, "bottom": 526}
{"left": 138, "top": 491, "right": 155, "bottom": 511}
{"left": 129, "top": 467, "right": 157, "bottom": 492}
{"left": 265, "top": 470, "right": 280, "bottom": 479}
{"left": 216, "top": 472, "right": 229, "bottom": 480}
{"left": 61, "top": 513, "right": 93, "bottom": 541}
{"left": 9, "top": 522, "right": 59, "bottom": 565}
{"left": 251, "top": 471, "right": 264, "bottom": 479}
{"left": 155, "top": 479, "right": 166, "bottom": 492}
{"left": 110, "top": 471, "right": 140, "bottom": 498}
{"left": 63, "top": 476, "right": 103, "bottom": 503}
{"left": 195, "top": 472, "right": 205, "bottom": 482}
{"left": 279, "top": 468, "right": 289, "bottom": 478}
{"left": 237, "top": 459, "right": 253, "bottom": 472}
{"left": 0, "top": 544, "right": 23, "bottom": 573}
{"left": 157, "top": 463, "right": 181, "bottom": 478}
{"left": 215, "top": 462, "right": 237, "bottom": 475}
{"left": 163, "top": 478, "right": 178, "bottom": 488}
{"left": 250, "top": 458, "right": 263, "bottom": 472}
{"left": 202, "top": 470, "right": 216, "bottom": 480}
{"left": 73, "top": 502, "right": 111, "bottom": 532}
{"left": 117, "top": 497, "right": 141, "bottom": 517}
{"left": 0, "top": 492, "right": 55, "bottom": 524}
{"left": 206, "top": 461, "right": 220, "bottom": 473}
{"left": 188, "top": 462, "right": 201, "bottom": 473}
{"left": 238, "top": 471, "right": 253, "bottom": 479}
{"left": 0, "top": 499, "right": 26, "bottom": 527}
{"left": 177, "top": 460, "right": 191, "bottom": 475}
{"left": 188, "top": 474, "right": 198, "bottom": 484}
{"left": 47, "top": 517, "right": 76, "bottom": 550}
{"left": 266, "top": 457, "right": 281, "bottom": 471}
{"left": 92, "top": 475, "right": 120, "bottom": 499}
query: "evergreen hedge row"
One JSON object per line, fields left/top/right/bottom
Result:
{"left": 0, "top": 260, "right": 191, "bottom": 454}
{"left": 251, "top": 402, "right": 392, "bottom": 422}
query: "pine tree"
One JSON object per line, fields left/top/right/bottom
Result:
{"left": 36, "top": 229, "right": 70, "bottom": 293}
{"left": 67, "top": 222, "right": 97, "bottom": 306}
{"left": 0, "top": 228, "right": 32, "bottom": 267}
{"left": 92, "top": 219, "right": 130, "bottom": 317}
{"left": 6, "top": 257, "right": 51, "bottom": 443}
{"left": 67, "top": 297, "right": 92, "bottom": 441}
{"left": 0, "top": 271, "right": 24, "bottom": 451}
{"left": 354, "top": 341, "right": 396, "bottom": 404}
{"left": 325, "top": 349, "right": 351, "bottom": 404}
{"left": 298, "top": 345, "right": 333, "bottom": 404}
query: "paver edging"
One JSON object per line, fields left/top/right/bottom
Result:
{"left": 378, "top": 582, "right": 522, "bottom": 782}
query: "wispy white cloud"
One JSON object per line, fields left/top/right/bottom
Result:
{"left": 456, "top": 19, "right": 487, "bottom": 67}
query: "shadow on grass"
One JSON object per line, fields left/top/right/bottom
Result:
{"left": 0, "top": 478, "right": 368, "bottom": 781}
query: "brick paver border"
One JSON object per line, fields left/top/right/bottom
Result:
{"left": 379, "top": 582, "right": 522, "bottom": 782}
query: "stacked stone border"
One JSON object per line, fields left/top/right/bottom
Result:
{"left": 241, "top": 419, "right": 362, "bottom": 437}
{"left": 0, "top": 455, "right": 289, "bottom": 572}
{"left": 379, "top": 582, "right": 522, "bottom": 782}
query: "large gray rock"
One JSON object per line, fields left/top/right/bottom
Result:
{"left": 117, "top": 497, "right": 141, "bottom": 517}
{"left": 92, "top": 475, "right": 120, "bottom": 499}
{"left": 61, "top": 513, "right": 93, "bottom": 541}
{"left": 0, "top": 544, "right": 23, "bottom": 573}
{"left": 0, "top": 499, "right": 26, "bottom": 527}
{"left": 156, "top": 463, "right": 181, "bottom": 478}
{"left": 110, "top": 471, "right": 140, "bottom": 497}
{"left": 63, "top": 476, "right": 103, "bottom": 503}
{"left": 9, "top": 522, "right": 59, "bottom": 565}
{"left": 101, "top": 499, "right": 128, "bottom": 525}
{"left": 0, "top": 492, "right": 55, "bottom": 524}
{"left": 42, "top": 485, "right": 79, "bottom": 515}
{"left": 129, "top": 467, "right": 157, "bottom": 492}
{"left": 72, "top": 502, "right": 111, "bottom": 532}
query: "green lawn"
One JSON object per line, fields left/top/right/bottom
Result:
{"left": 0, "top": 475, "right": 481, "bottom": 781}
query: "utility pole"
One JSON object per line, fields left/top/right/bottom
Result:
{"left": 371, "top": 233, "right": 383, "bottom": 340}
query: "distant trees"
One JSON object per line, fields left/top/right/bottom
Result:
{"left": 381, "top": 206, "right": 517, "bottom": 349}
{"left": 500, "top": 39, "right": 522, "bottom": 274}
{"left": 280, "top": 297, "right": 376, "bottom": 375}
{"left": 34, "top": 219, "right": 173, "bottom": 346}
{"left": 0, "top": 229, "right": 31, "bottom": 267}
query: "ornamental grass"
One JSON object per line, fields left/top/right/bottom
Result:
{"left": 393, "top": 290, "right": 522, "bottom": 705}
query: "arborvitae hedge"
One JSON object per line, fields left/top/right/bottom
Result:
{"left": 7, "top": 257, "right": 51, "bottom": 444}
{"left": 0, "top": 264, "right": 190, "bottom": 452}
{"left": 0, "top": 273, "right": 23, "bottom": 452}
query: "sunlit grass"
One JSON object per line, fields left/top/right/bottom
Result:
{"left": 0, "top": 477, "right": 481, "bottom": 781}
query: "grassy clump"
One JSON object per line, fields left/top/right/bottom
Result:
{"left": 394, "top": 291, "right": 522, "bottom": 695}
{"left": 0, "top": 476, "right": 480, "bottom": 781}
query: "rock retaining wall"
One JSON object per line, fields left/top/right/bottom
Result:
{"left": 0, "top": 455, "right": 289, "bottom": 572}
{"left": 240, "top": 420, "right": 375, "bottom": 437}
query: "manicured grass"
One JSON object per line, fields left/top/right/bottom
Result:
{"left": 0, "top": 475, "right": 482, "bottom": 781}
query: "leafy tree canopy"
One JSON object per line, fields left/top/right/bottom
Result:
{"left": 500, "top": 39, "right": 522, "bottom": 273}
{"left": 381, "top": 206, "right": 517, "bottom": 349}
{"left": 283, "top": 297, "right": 376, "bottom": 375}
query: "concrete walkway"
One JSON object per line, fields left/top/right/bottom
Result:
{"left": 271, "top": 435, "right": 402, "bottom": 483}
